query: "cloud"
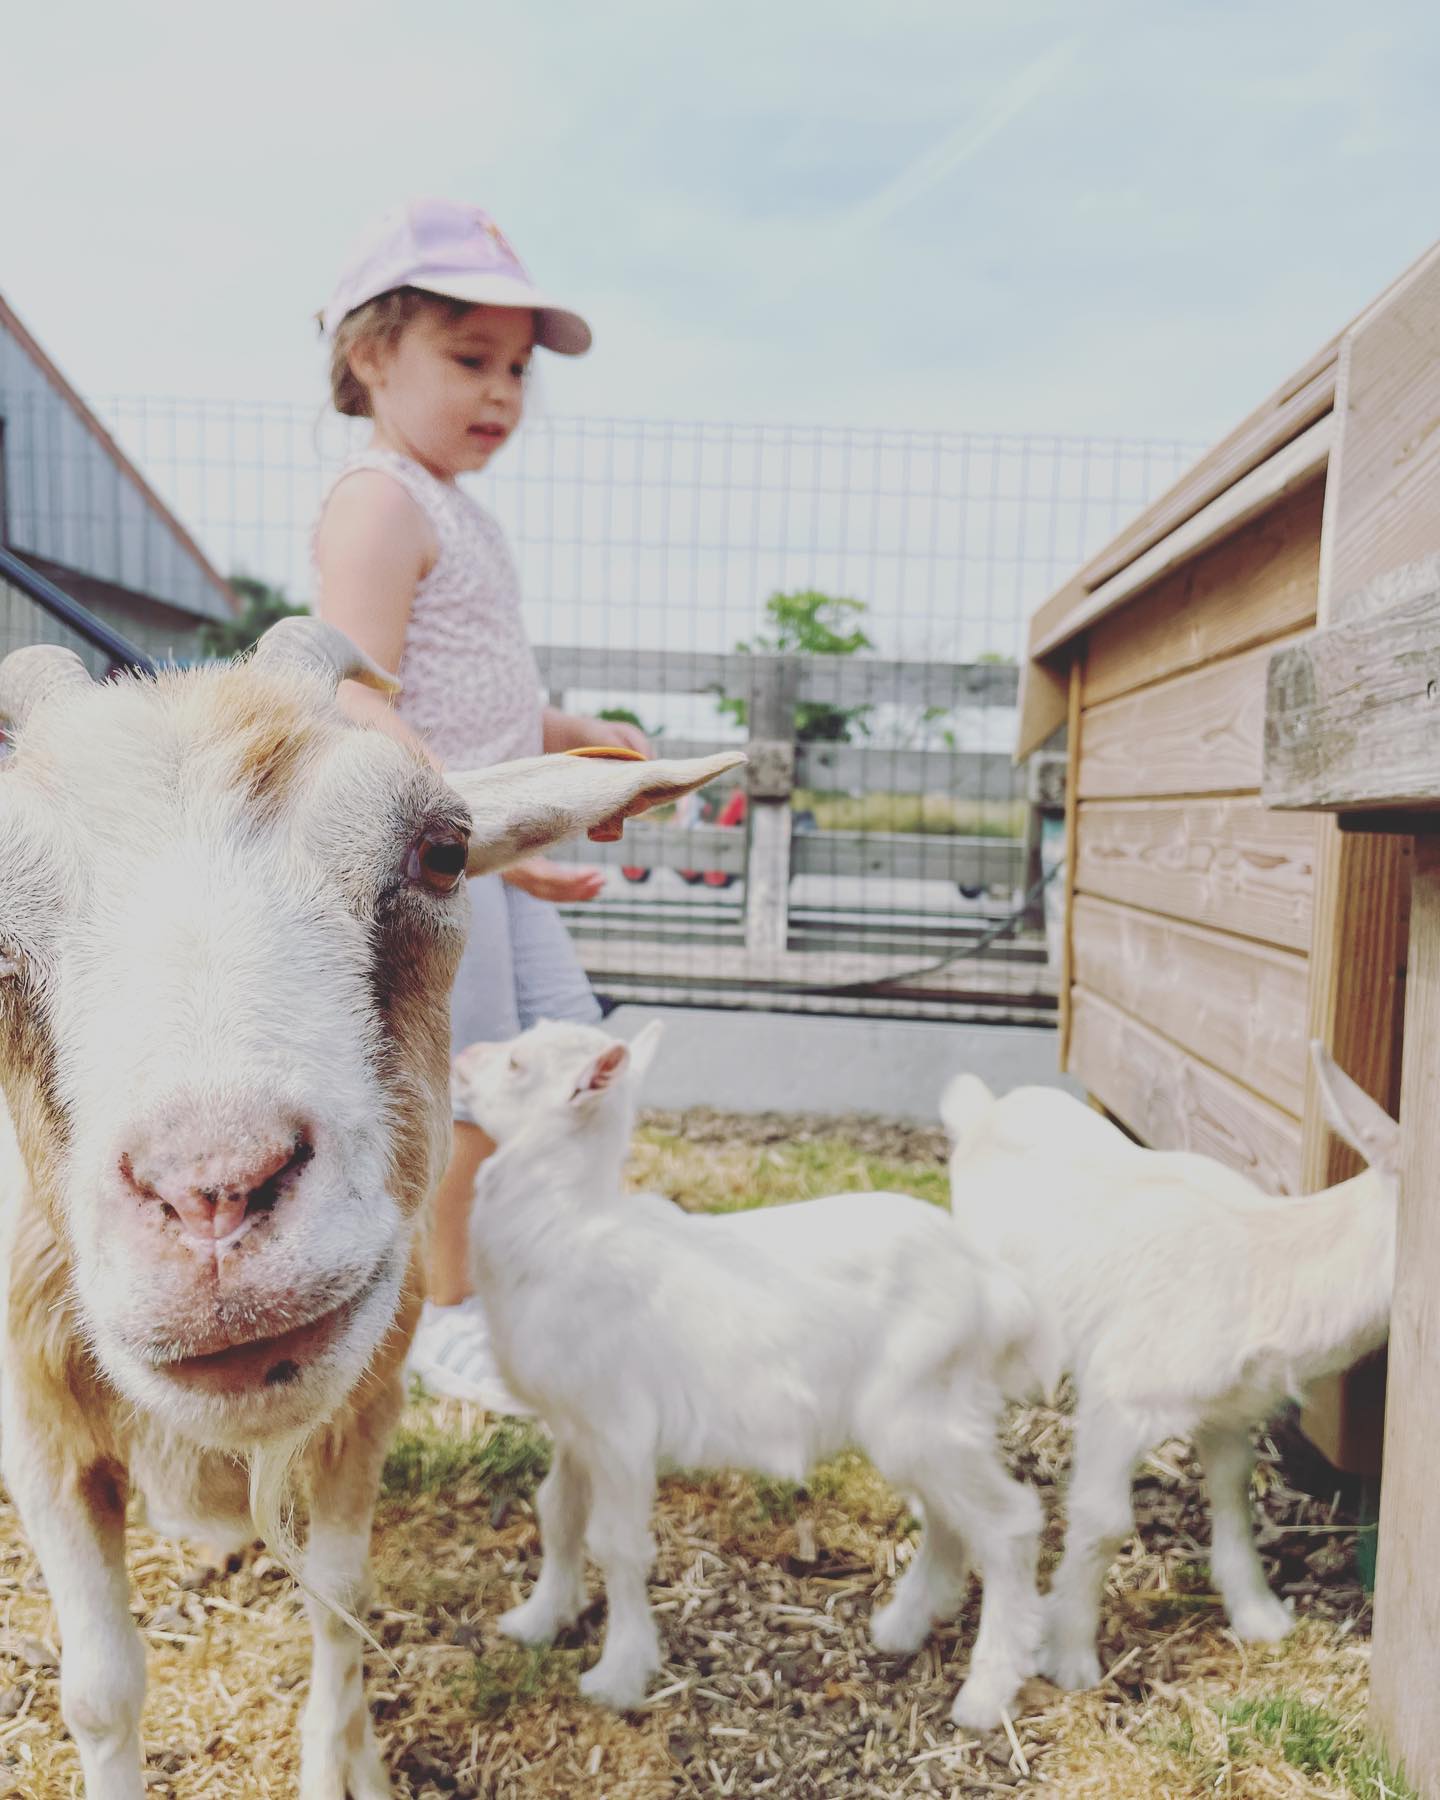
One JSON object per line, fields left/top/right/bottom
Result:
{"left": 840, "top": 35, "right": 1083, "bottom": 238}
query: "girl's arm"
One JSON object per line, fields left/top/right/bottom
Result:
{"left": 313, "top": 471, "right": 440, "bottom": 766}
{"left": 316, "top": 473, "right": 603, "bottom": 903}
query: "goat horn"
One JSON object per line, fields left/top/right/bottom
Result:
{"left": 250, "top": 617, "right": 401, "bottom": 696}
{"left": 0, "top": 643, "right": 95, "bottom": 732}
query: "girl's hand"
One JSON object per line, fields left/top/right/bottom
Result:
{"left": 590, "top": 717, "right": 651, "bottom": 757}
{"left": 543, "top": 709, "right": 652, "bottom": 758}
{"left": 503, "top": 858, "right": 606, "bottom": 904}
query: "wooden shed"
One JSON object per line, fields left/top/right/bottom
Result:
{"left": 1017, "top": 239, "right": 1440, "bottom": 1473}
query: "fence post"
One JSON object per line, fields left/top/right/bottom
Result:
{"left": 744, "top": 655, "right": 799, "bottom": 955}
{"left": 1023, "top": 751, "right": 1067, "bottom": 931}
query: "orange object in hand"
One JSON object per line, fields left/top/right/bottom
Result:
{"left": 564, "top": 744, "right": 651, "bottom": 840}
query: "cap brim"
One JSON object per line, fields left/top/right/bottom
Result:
{"left": 405, "top": 273, "right": 592, "bottom": 355}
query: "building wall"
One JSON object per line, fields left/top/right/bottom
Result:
{"left": 1064, "top": 474, "right": 1328, "bottom": 1194}
{"left": 0, "top": 312, "right": 230, "bottom": 625}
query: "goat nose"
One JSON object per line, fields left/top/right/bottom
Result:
{"left": 119, "top": 1133, "right": 313, "bottom": 1245}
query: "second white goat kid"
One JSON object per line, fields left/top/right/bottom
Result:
{"left": 454, "top": 1021, "right": 1047, "bottom": 1730}
{"left": 942, "top": 1044, "right": 1399, "bottom": 1693}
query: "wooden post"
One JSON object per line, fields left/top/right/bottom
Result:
{"left": 743, "top": 655, "right": 799, "bottom": 956}
{"left": 1022, "top": 751, "right": 1065, "bottom": 932}
{"left": 1057, "top": 659, "right": 1083, "bottom": 1071}
{"left": 1295, "top": 246, "right": 1440, "bottom": 1468}
{"left": 1370, "top": 832, "right": 1440, "bottom": 1795}
{"left": 1263, "top": 578, "right": 1440, "bottom": 1791}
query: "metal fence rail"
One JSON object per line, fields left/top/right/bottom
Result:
{"left": 2, "top": 393, "right": 1203, "bottom": 1018}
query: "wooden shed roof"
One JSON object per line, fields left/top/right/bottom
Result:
{"left": 1017, "top": 236, "right": 1440, "bottom": 759}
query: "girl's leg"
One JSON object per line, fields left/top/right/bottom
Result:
{"left": 427, "top": 1121, "right": 493, "bottom": 1306}
{"left": 410, "top": 883, "right": 596, "bottom": 1405}
{"left": 406, "top": 877, "right": 527, "bottom": 1406}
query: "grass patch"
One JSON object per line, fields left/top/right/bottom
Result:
{"left": 1146, "top": 1690, "right": 1415, "bottom": 1798}
{"left": 1218, "top": 1693, "right": 1416, "bottom": 1797}
{"left": 748, "top": 1476, "right": 805, "bottom": 1524}
{"left": 382, "top": 1411, "right": 550, "bottom": 1503}
{"left": 796, "top": 788, "right": 1025, "bottom": 839}
{"left": 453, "top": 1643, "right": 582, "bottom": 1720}
{"left": 628, "top": 1128, "right": 948, "bottom": 1215}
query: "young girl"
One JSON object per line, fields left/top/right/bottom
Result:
{"left": 313, "top": 198, "right": 647, "bottom": 1408}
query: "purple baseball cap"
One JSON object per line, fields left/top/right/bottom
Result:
{"left": 321, "top": 198, "right": 592, "bottom": 355}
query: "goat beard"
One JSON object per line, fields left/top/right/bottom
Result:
{"left": 246, "top": 1432, "right": 385, "bottom": 1658}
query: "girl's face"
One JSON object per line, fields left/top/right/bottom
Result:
{"left": 358, "top": 303, "right": 533, "bottom": 479}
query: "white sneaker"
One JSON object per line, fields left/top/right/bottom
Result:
{"left": 405, "top": 1297, "right": 534, "bottom": 1415}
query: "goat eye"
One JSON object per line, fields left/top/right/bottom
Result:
{"left": 405, "top": 829, "right": 467, "bottom": 895}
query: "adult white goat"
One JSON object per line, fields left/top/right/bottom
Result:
{"left": 453, "top": 1019, "right": 1049, "bottom": 1731}
{"left": 0, "top": 619, "right": 739, "bottom": 1800}
{"left": 941, "top": 1046, "right": 1399, "bottom": 1692}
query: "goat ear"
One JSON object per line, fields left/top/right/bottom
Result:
{"left": 449, "top": 751, "right": 745, "bottom": 876}
{"left": 571, "top": 1042, "right": 629, "bottom": 1104}
{"left": 1309, "top": 1041, "right": 1401, "bottom": 1175}
{"left": 627, "top": 1020, "right": 665, "bottom": 1083}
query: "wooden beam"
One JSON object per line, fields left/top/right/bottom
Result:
{"left": 1075, "top": 798, "right": 1317, "bottom": 952}
{"left": 1286, "top": 257, "right": 1440, "bottom": 1470}
{"left": 794, "top": 743, "right": 1020, "bottom": 800}
{"left": 1019, "top": 233, "right": 1440, "bottom": 668}
{"left": 1080, "top": 632, "right": 1308, "bottom": 802}
{"left": 1022, "top": 355, "right": 1336, "bottom": 663}
{"left": 573, "top": 937, "right": 1057, "bottom": 1005}
{"left": 1068, "top": 987, "right": 1302, "bottom": 1193}
{"left": 643, "top": 740, "right": 1020, "bottom": 800}
{"left": 1369, "top": 834, "right": 1440, "bottom": 1792}
{"left": 1294, "top": 250, "right": 1438, "bottom": 1201}
{"left": 1084, "top": 475, "right": 1323, "bottom": 708}
{"left": 570, "top": 822, "right": 748, "bottom": 873}
{"left": 791, "top": 832, "right": 1026, "bottom": 886}
{"left": 1058, "top": 660, "right": 1083, "bottom": 1069}
{"left": 1319, "top": 241, "right": 1440, "bottom": 614}
{"left": 535, "top": 645, "right": 1019, "bottom": 709}
{"left": 1263, "top": 582, "right": 1440, "bottom": 812}
{"left": 1071, "top": 895, "right": 1309, "bottom": 1117}
{"left": 1015, "top": 626, "right": 1075, "bottom": 761}
{"left": 1029, "top": 415, "right": 1333, "bottom": 661}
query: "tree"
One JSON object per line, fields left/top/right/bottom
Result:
{"left": 716, "top": 590, "right": 874, "bottom": 743}
{"left": 200, "top": 575, "right": 309, "bottom": 659}
{"left": 598, "top": 704, "right": 665, "bottom": 739}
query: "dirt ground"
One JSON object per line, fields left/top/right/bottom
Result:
{"left": 0, "top": 1110, "right": 1402, "bottom": 1800}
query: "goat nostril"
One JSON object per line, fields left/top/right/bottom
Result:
{"left": 247, "top": 1138, "right": 314, "bottom": 1218}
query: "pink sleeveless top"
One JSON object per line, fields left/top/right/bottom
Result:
{"left": 315, "top": 449, "right": 544, "bottom": 770}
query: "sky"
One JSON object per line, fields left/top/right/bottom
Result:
{"left": 5, "top": 0, "right": 1440, "bottom": 445}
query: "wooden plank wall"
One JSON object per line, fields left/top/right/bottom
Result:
{"left": 1066, "top": 475, "right": 1327, "bottom": 1193}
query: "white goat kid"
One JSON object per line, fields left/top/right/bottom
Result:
{"left": 454, "top": 1020, "right": 1049, "bottom": 1731}
{"left": 0, "top": 622, "right": 738, "bottom": 1800}
{"left": 942, "top": 1046, "right": 1399, "bottom": 1692}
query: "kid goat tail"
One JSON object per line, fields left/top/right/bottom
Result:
{"left": 938, "top": 1071, "right": 997, "bottom": 1164}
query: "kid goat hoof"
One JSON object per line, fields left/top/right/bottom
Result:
{"left": 578, "top": 1663, "right": 655, "bottom": 1711}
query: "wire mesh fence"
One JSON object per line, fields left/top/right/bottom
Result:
{"left": 4, "top": 390, "right": 1204, "bottom": 1019}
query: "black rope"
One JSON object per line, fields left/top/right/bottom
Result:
{"left": 805, "top": 856, "right": 1065, "bottom": 998}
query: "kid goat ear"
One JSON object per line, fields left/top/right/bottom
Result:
{"left": 572, "top": 1043, "right": 629, "bottom": 1101}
